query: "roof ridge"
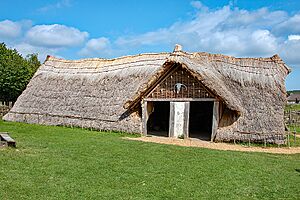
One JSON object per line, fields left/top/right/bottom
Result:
{"left": 45, "top": 52, "right": 170, "bottom": 63}
{"left": 188, "top": 52, "right": 291, "bottom": 74}
{"left": 45, "top": 51, "right": 288, "bottom": 65}
{"left": 191, "top": 52, "right": 283, "bottom": 62}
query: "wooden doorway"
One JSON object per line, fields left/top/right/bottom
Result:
{"left": 140, "top": 62, "right": 219, "bottom": 140}
{"left": 144, "top": 101, "right": 170, "bottom": 137}
{"left": 188, "top": 101, "right": 213, "bottom": 140}
{"left": 142, "top": 99, "right": 219, "bottom": 141}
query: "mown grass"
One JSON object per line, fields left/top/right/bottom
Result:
{"left": 287, "top": 134, "right": 300, "bottom": 146}
{"left": 289, "top": 125, "right": 300, "bottom": 134}
{"left": 0, "top": 120, "right": 300, "bottom": 200}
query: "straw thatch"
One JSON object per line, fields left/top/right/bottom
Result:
{"left": 287, "top": 93, "right": 300, "bottom": 103}
{"left": 3, "top": 47, "right": 290, "bottom": 143}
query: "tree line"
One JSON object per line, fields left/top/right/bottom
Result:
{"left": 0, "top": 43, "right": 41, "bottom": 102}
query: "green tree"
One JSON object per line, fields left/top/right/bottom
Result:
{"left": 0, "top": 43, "right": 41, "bottom": 102}
{"left": 26, "top": 53, "right": 40, "bottom": 74}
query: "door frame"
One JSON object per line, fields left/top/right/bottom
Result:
{"left": 141, "top": 98, "right": 219, "bottom": 141}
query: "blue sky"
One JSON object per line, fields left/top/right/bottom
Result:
{"left": 0, "top": 0, "right": 299, "bottom": 90}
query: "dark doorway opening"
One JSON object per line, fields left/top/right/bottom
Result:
{"left": 189, "top": 101, "right": 214, "bottom": 140}
{"left": 147, "top": 101, "right": 170, "bottom": 137}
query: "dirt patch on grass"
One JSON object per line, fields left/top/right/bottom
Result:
{"left": 125, "top": 136, "right": 300, "bottom": 154}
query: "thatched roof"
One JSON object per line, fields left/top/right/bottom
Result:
{"left": 287, "top": 93, "right": 300, "bottom": 102}
{"left": 5, "top": 53, "right": 168, "bottom": 123}
{"left": 3, "top": 47, "right": 290, "bottom": 137}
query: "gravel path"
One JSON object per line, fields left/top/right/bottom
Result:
{"left": 125, "top": 136, "right": 300, "bottom": 154}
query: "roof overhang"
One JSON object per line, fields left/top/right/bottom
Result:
{"left": 124, "top": 56, "right": 243, "bottom": 114}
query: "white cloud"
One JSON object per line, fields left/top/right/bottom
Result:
{"left": 190, "top": 1, "right": 208, "bottom": 11}
{"left": 106, "top": 2, "right": 300, "bottom": 67}
{"left": 288, "top": 35, "right": 300, "bottom": 41}
{"left": 13, "top": 42, "right": 59, "bottom": 61}
{"left": 0, "top": 20, "right": 22, "bottom": 38}
{"left": 280, "top": 38, "right": 300, "bottom": 65}
{"left": 79, "top": 37, "right": 111, "bottom": 57}
{"left": 114, "top": 5, "right": 281, "bottom": 57}
{"left": 26, "top": 24, "right": 88, "bottom": 48}
{"left": 38, "top": 0, "right": 72, "bottom": 12}
{"left": 190, "top": 29, "right": 278, "bottom": 57}
{"left": 273, "top": 14, "right": 300, "bottom": 35}
{"left": 0, "top": 20, "right": 87, "bottom": 61}
{"left": 220, "top": 8, "right": 287, "bottom": 29}
{"left": 2, "top": 1, "right": 300, "bottom": 69}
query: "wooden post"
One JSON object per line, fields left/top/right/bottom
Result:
{"left": 289, "top": 110, "right": 291, "bottom": 125}
{"left": 287, "top": 132, "right": 290, "bottom": 148}
{"left": 183, "top": 102, "right": 190, "bottom": 139}
{"left": 169, "top": 102, "right": 188, "bottom": 138}
{"left": 233, "top": 133, "right": 236, "bottom": 145}
{"left": 141, "top": 100, "right": 148, "bottom": 136}
{"left": 169, "top": 102, "right": 175, "bottom": 137}
{"left": 211, "top": 101, "right": 219, "bottom": 142}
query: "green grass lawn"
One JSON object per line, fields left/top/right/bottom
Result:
{"left": 0, "top": 121, "right": 300, "bottom": 200}
{"left": 289, "top": 125, "right": 300, "bottom": 134}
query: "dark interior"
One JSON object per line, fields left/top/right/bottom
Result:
{"left": 147, "top": 101, "right": 170, "bottom": 137}
{"left": 189, "top": 101, "right": 214, "bottom": 140}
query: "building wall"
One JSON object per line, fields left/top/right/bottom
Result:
{"left": 4, "top": 110, "right": 142, "bottom": 134}
{"left": 214, "top": 80, "right": 286, "bottom": 144}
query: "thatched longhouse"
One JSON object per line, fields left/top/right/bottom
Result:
{"left": 3, "top": 45, "right": 291, "bottom": 143}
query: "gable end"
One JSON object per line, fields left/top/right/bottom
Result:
{"left": 145, "top": 65, "right": 215, "bottom": 99}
